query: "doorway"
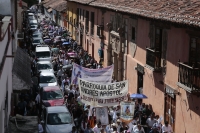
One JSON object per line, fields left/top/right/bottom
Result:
{"left": 80, "top": 34, "right": 83, "bottom": 46}
{"left": 87, "top": 39, "right": 89, "bottom": 53}
{"left": 137, "top": 71, "right": 143, "bottom": 94}
{"left": 164, "top": 94, "right": 176, "bottom": 131}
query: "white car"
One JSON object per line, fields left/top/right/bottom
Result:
{"left": 37, "top": 61, "right": 54, "bottom": 73}
{"left": 41, "top": 106, "right": 74, "bottom": 133}
{"left": 39, "top": 71, "right": 57, "bottom": 88}
{"left": 30, "top": 25, "right": 38, "bottom": 31}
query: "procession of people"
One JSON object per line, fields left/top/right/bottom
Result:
{"left": 15, "top": 9, "right": 173, "bottom": 133}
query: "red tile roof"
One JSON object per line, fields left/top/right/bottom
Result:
{"left": 69, "top": 0, "right": 200, "bottom": 27}
{"left": 50, "top": 0, "right": 67, "bottom": 12}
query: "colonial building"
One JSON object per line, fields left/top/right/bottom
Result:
{"left": 66, "top": 0, "right": 200, "bottom": 132}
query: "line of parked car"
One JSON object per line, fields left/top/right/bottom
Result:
{"left": 24, "top": 10, "right": 74, "bottom": 133}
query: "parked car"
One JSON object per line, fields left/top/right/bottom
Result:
{"left": 33, "top": 30, "right": 42, "bottom": 35}
{"left": 32, "top": 38, "right": 43, "bottom": 48}
{"left": 30, "top": 25, "right": 38, "bottom": 31}
{"left": 37, "top": 61, "right": 54, "bottom": 73}
{"left": 40, "top": 86, "right": 64, "bottom": 107}
{"left": 32, "top": 33, "right": 42, "bottom": 38}
{"left": 39, "top": 71, "right": 57, "bottom": 88}
{"left": 35, "top": 45, "right": 51, "bottom": 61}
{"left": 41, "top": 106, "right": 74, "bottom": 133}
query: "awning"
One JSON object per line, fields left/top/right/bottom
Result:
{"left": 12, "top": 47, "right": 31, "bottom": 91}
{"left": 48, "top": 8, "right": 52, "bottom": 12}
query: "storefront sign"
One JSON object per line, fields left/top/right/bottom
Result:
{"left": 71, "top": 63, "right": 113, "bottom": 85}
{"left": 120, "top": 102, "right": 135, "bottom": 121}
{"left": 166, "top": 85, "right": 175, "bottom": 98}
{"left": 79, "top": 79, "right": 128, "bottom": 107}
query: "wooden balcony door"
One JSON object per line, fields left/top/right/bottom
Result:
{"left": 164, "top": 94, "right": 176, "bottom": 131}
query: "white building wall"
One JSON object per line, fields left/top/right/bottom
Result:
{"left": 0, "top": 25, "right": 13, "bottom": 133}
{"left": 0, "top": 0, "right": 11, "bottom": 14}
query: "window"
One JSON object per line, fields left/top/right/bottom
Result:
{"left": 74, "top": 19, "right": 76, "bottom": 26}
{"left": 97, "top": 25, "right": 103, "bottom": 38}
{"left": 82, "top": 10, "right": 85, "bottom": 21}
{"left": 70, "top": 17, "right": 72, "bottom": 23}
{"left": 76, "top": 8, "right": 79, "bottom": 26}
{"left": 131, "top": 27, "right": 135, "bottom": 41}
{"left": 146, "top": 25, "right": 164, "bottom": 70}
{"left": 79, "top": 9, "right": 82, "bottom": 21}
{"left": 189, "top": 37, "right": 200, "bottom": 66}
{"left": 85, "top": 11, "right": 89, "bottom": 33}
{"left": 47, "top": 113, "right": 72, "bottom": 125}
{"left": 90, "top": 12, "right": 94, "bottom": 35}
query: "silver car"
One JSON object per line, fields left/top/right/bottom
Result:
{"left": 37, "top": 61, "right": 54, "bottom": 73}
{"left": 32, "top": 38, "right": 44, "bottom": 47}
{"left": 41, "top": 106, "right": 74, "bottom": 133}
{"left": 39, "top": 71, "right": 57, "bottom": 88}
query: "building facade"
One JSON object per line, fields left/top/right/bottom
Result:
{"left": 67, "top": 0, "right": 200, "bottom": 132}
{"left": 0, "top": 16, "right": 13, "bottom": 133}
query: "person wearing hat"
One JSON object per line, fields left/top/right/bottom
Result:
{"left": 116, "top": 119, "right": 122, "bottom": 133}
{"left": 111, "top": 123, "right": 118, "bottom": 133}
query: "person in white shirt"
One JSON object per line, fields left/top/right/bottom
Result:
{"left": 105, "top": 121, "right": 113, "bottom": 133}
{"left": 93, "top": 121, "right": 102, "bottom": 133}
{"left": 116, "top": 119, "right": 122, "bottom": 133}
{"left": 35, "top": 93, "right": 40, "bottom": 104}
{"left": 146, "top": 114, "right": 156, "bottom": 132}
{"left": 38, "top": 121, "right": 44, "bottom": 133}
{"left": 162, "top": 121, "right": 173, "bottom": 133}
{"left": 132, "top": 123, "right": 145, "bottom": 133}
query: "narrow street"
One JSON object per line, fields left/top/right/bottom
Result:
{"left": 1, "top": 0, "right": 200, "bottom": 133}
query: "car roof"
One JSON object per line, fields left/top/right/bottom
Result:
{"left": 37, "top": 61, "right": 52, "bottom": 64}
{"left": 28, "top": 13, "right": 34, "bottom": 15}
{"left": 43, "top": 86, "right": 60, "bottom": 92}
{"left": 29, "top": 20, "right": 37, "bottom": 23}
{"left": 40, "top": 71, "right": 54, "bottom": 76}
{"left": 36, "top": 46, "right": 50, "bottom": 52}
{"left": 33, "top": 38, "right": 42, "bottom": 40}
{"left": 47, "top": 106, "right": 69, "bottom": 113}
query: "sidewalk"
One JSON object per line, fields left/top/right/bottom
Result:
{"left": 6, "top": 116, "right": 38, "bottom": 133}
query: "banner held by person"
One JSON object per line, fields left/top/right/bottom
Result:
{"left": 71, "top": 63, "right": 113, "bottom": 85}
{"left": 95, "top": 107, "right": 109, "bottom": 125}
{"left": 120, "top": 102, "right": 135, "bottom": 122}
{"left": 78, "top": 78, "right": 128, "bottom": 107}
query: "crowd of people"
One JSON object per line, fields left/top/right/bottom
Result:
{"left": 15, "top": 10, "right": 173, "bottom": 133}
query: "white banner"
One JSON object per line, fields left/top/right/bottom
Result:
{"left": 78, "top": 79, "right": 128, "bottom": 107}
{"left": 71, "top": 63, "right": 113, "bottom": 85}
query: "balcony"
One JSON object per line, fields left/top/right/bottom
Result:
{"left": 146, "top": 47, "right": 162, "bottom": 72}
{"left": 178, "top": 62, "right": 200, "bottom": 94}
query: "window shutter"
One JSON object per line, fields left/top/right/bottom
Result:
{"left": 149, "top": 24, "right": 155, "bottom": 48}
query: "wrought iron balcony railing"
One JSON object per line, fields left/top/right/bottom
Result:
{"left": 178, "top": 62, "right": 200, "bottom": 93}
{"left": 146, "top": 47, "right": 161, "bottom": 71}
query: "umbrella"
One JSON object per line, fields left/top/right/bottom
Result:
{"left": 62, "top": 42, "right": 70, "bottom": 45}
{"left": 62, "top": 64, "right": 73, "bottom": 70}
{"left": 130, "top": 93, "right": 147, "bottom": 99}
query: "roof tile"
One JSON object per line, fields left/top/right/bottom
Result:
{"left": 69, "top": 0, "right": 200, "bottom": 27}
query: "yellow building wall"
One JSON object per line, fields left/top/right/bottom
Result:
{"left": 67, "top": 2, "right": 77, "bottom": 39}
